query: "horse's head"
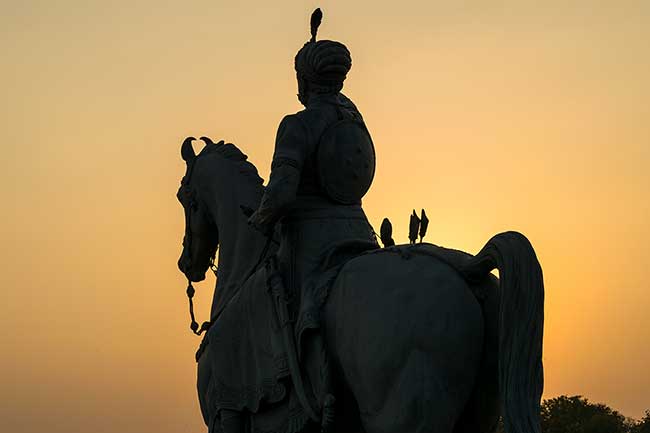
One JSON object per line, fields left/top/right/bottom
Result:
{"left": 176, "top": 136, "right": 267, "bottom": 330}
{"left": 177, "top": 137, "right": 221, "bottom": 282}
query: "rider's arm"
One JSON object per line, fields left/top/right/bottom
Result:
{"left": 248, "top": 114, "right": 309, "bottom": 232}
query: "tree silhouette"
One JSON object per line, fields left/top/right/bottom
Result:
{"left": 541, "top": 395, "right": 628, "bottom": 433}
{"left": 493, "top": 396, "right": 648, "bottom": 433}
{"left": 632, "top": 411, "right": 650, "bottom": 433}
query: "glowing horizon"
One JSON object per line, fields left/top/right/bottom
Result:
{"left": 1, "top": 1, "right": 649, "bottom": 432}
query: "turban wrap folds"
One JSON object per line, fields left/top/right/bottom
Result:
{"left": 294, "top": 40, "right": 352, "bottom": 86}
{"left": 294, "top": 9, "right": 351, "bottom": 88}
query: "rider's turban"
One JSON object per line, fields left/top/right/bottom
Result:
{"left": 294, "top": 9, "right": 352, "bottom": 87}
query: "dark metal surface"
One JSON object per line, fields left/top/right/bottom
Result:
{"left": 317, "top": 118, "right": 375, "bottom": 205}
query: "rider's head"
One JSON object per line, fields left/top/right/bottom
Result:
{"left": 294, "top": 9, "right": 352, "bottom": 106}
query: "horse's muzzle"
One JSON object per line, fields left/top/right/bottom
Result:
{"left": 178, "top": 255, "right": 206, "bottom": 282}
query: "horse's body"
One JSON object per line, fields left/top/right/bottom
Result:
{"left": 322, "top": 248, "right": 497, "bottom": 433}
{"left": 177, "top": 138, "right": 544, "bottom": 433}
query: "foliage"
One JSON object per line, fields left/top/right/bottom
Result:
{"left": 631, "top": 411, "right": 650, "bottom": 433}
{"left": 541, "top": 395, "right": 628, "bottom": 433}
{"left": 493, "top": 396, "right": 648, "bottom": 433}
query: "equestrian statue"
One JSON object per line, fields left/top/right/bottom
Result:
{"left": 176, "top": 9, "right": 544, "bottom": 433}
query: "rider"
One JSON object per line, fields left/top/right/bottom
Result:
{"left": 246, "top": 8, "right": 379, "bottom": 432}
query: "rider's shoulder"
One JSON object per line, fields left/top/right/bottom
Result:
{"left": 277, "top": 113, "right": 309, "bottom": 135}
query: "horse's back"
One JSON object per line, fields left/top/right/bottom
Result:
{"left": 323, "top": 248, "right": 485, "bottom": 433}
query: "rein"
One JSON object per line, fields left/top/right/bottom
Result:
{"left": 182, "top": 160, "right": 278, "bottom": 336}
{"left": 186, "top": 228, "right": 275, "bottom": 336}
{"left": 194, "top": 213, "right": 278, "bottom": 334}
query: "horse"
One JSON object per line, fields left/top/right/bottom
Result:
{"left": 176, "top": 137, "right": 544, "bottom": 433}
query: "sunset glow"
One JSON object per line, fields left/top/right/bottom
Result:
{"left": 1, "top": 1, "right": 649, "bottom": 432}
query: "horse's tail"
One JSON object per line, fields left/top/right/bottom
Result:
{"left": 462, "top": 231, "right": 544, "bottom": 433}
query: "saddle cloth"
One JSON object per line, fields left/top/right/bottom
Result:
{"left": 197, "top": 240, "right": 378, "bottom": 433}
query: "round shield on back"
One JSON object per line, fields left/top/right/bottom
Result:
{"left": 316, "top": 119, "right": 376, "bottom": 204}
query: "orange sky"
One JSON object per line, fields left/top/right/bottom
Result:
{"left": 1, "top": 1, "right": 649, "bottom": 432}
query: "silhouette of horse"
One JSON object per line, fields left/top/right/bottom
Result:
{"left": 176, "top": 137, "right": 544, "bottom": 433}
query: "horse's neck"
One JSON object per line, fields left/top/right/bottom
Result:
{"left": 201, "top": 162, "right": 270, "bottom": 318}
{"left": 216, "top": 206, "right": 268, "bottom": 284}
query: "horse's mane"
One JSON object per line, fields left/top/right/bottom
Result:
{"left": 201, "top": 141, "right": 264, "bottom": 190}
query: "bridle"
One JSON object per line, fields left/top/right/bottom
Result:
{"left": 179, "top": 137, "right": 278, "bottom": 337}
{"left": 180, "top": 151, "right": 216, "bottom": 336}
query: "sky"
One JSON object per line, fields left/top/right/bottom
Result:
{"left": 1, "top": 1, "right": 649, "bottom": 432}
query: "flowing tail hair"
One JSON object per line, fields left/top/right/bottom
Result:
{"left": 461, "top": 231, "right": 544, "bottom": 433}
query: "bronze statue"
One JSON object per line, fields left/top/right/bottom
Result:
{"left": 177, "top": 9, "right": 544, "bottom": 433}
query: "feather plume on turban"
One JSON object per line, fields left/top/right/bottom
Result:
{"left": 294, "top": 9, "right": 352, "bottom": 87}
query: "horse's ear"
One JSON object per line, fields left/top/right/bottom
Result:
{"left": 181, "top": 137, "right": 196, "bottom": 163}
